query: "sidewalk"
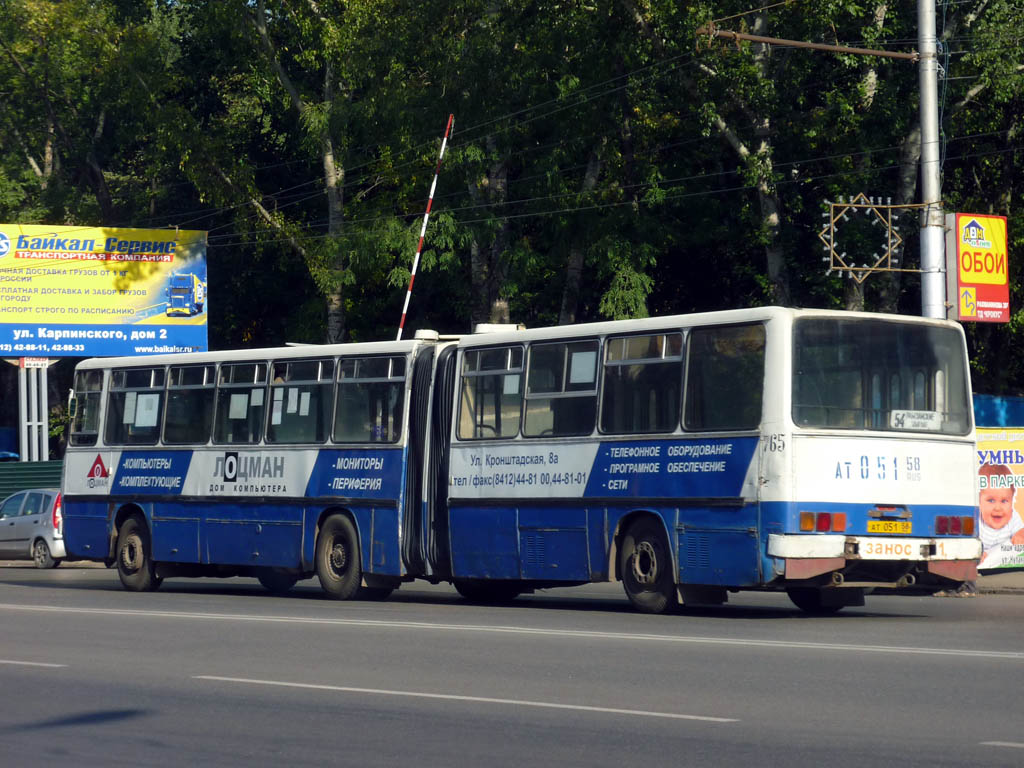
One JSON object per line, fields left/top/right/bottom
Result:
{"left": 977, "top": 569, "right": 1024, "bottom": 594}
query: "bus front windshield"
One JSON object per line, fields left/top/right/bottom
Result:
{"left": 792, "top": 318, "right": 971, "bottom": 435}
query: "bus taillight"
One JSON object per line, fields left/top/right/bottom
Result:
{"left": 800, "top": 512, "right": 847, "bottom": 532}
{"left": 936, "top": 516, "right": 974, "bottom": 535}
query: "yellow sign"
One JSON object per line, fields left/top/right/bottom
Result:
{"left": 956, "top": 214, "right": 1008, "bottom": 286}
{"left": 0, "top": 224, "right": 208, "bottom": 356}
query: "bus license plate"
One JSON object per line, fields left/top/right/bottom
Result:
{"left": 867, "top": 520, "right": 912, "bottom": 534}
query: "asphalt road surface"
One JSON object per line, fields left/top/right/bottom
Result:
{"left": 1, "top": 564, "right": 1022, "bottom": 768}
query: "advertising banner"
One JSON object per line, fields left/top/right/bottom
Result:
{"left": 976, "top": 427, "right": 1024, "bottom": 571}
{"left": 945, "top": 212, "right": 1010, "bottom": 323}
{"left": 0, "top": 224, "right": 208, "bottom": 357}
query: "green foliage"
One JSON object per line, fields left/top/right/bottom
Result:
{"left": 1, "top": 0, "right": 1023, "bottom": 391}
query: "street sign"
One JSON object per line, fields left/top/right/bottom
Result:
{"left": 945, "top": 213, "right": 1010, "bottom": 323}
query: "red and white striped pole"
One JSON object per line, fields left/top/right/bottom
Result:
{"left": 397, "top": 113, "right": 455, "bottom": 340}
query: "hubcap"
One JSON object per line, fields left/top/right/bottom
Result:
{"left": 121, "top": 534, "right": 142, "bottom": 573}
{"left": 329, "top": 539, "right": 348, "bottom": 575}
{"left": 34, "top": 542, "right": 46, "bottom": 565}
{"left": 631, "top": 541, "right": 658, "bottom": 585}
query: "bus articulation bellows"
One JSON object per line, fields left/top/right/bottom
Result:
{"left": 62, "top": 307, "right": 980, "bottom": 614}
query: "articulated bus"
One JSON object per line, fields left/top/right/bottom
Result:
{"left": 63, "top": 307, "right": 981, "bottom": 614}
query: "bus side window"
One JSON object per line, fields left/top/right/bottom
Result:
{"left": 457, "top": 346, "right": 523, "bottom": 440}
{"left": 164, "top": 365, "right": 216, "bottom": 444}
{"left": 213, "top": 363, "right": 268, "bottom": 444}
{"left": 684, "top": 324, "right": 765, "bottom": 431}
{"left": 334, "top": 356, "right": 406, "bottom": 443}
{"left": 70, "top": 369, "right": 103, "bottom": 447}
{"left": 523, "top": 340, "right": 597, "bottom": 437}
{"left": 105, "top": 367, "right": 165, "bottom": 445}
{"left": 266, "top": 359, "right": 334, "bottom": 444}
{"left": 600, "top": 332, "right": 682, "bottom": 434}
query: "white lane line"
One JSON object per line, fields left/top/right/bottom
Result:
{"left": 981, "top": 742, "right": 1024, "bottom": 749}
{"left": 0, "top": 659, "right": 66, "bottom": 668}
{"left": 2, "top": 603, "right": 1022, "bottom": 661}
{"left": 194, "top": 675, "right": 737, "bottom": 723}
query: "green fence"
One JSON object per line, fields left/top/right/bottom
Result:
{"left": 0, "top": 460, "right": 64, "bottom": 499}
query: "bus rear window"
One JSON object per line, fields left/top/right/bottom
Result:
{"left": 792, "top": 318, "right": 970, "bottom": 434}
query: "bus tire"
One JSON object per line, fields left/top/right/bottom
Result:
{"left": 116, "top": 516, "right": 162, "bottom": 592}
{"left": 316, "top": 515, "right": 362, "bottom": 600}
{"left": 786, "top": 588, "right": 845, "bottom": 615}
{"left": 257, "top": 568, "right": 299, "bottom": 594}
{"left": 621, "top": 519, "right": 677, "bottom": 614}
{"left": 453, "top": 579, "right": 521, "bottom": 604}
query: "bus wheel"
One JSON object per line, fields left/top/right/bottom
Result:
{"left": 786, "top": 588, "right": 845, "bottom": 615}
{"left": 621, "top": 520, "right": 677, "bottom": 614}
{"left": 257, "top": 568, "right": 299, "bottom": 594}
{"left": 316, "top": 515, "right": 362, "bottom": 600}
{"left": 116, "top": 516, "right": 163, "bottom": 592}
{"left": 453, "top": 579, "right": 521, "bottom": 604}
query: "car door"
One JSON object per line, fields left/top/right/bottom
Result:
{"left": 0, "top": 492, "right": 26, "bottom": 557}
{"left": 15, "top": 492, "right": 48, "bottom": 557}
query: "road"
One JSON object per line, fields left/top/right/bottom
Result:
{"left": 1, "top": 564, "right": 1022, "bottom": 768}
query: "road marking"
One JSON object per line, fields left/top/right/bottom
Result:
{"left": 0, "top": 659, "right": 66, "bottom": 668}
{"left": 981, "top": 742, "right": 1024, "bottom": 749}
{"left": 1, "top": 603, "right": 1022, "bottom": 661}
{"left": 193, "top": 675, "right": 737, "bottom": 722}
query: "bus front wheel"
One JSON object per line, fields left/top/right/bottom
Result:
{"left": 116, "top": 516, "right": 162, "bottom": 592}
{"left": 621, "top": 520, "right": 677, "bottom": 614}
{"left": 316, "top": 515, "right": 362, "bottom": 600}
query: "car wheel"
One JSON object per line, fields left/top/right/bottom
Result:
{"left": 32, "top": 539, "right": 56, "bottom": 569}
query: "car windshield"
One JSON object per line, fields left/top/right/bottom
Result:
{"left": 792, "top": 317, "right": 971, "bottom": 435}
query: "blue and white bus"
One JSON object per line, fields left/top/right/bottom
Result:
{"left": 63, "top": 307, "right": 981, "bottom": 613}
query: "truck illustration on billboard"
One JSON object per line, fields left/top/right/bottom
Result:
{"left": 165, "top": 272, "right": 206, "bottom": 316}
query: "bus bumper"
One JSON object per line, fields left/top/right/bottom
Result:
{"left": 767, "top": 534, "right": 981, "bottom": 582}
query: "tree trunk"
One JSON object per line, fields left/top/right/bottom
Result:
{"left": 558, "top": 142, "right": 603, "bottom": 325}
{"left": 467, "top": 135, "right": 511, "bottom": 327}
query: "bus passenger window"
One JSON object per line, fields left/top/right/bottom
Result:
{"left": 684, "top": 324, "right": 765, "bottom": 431}
{"left": 334, "top": 356, "right": 406, "bottom": 443}
{"left": 214, "top": 363, "right": 268, "bottom": 444}
{"left": 105, "top": 367, "right": 165, "bottom": 445}
{"left": 70, "top": 369, "right": 103, "bottom": 447}
{"left": 524, "top": 340, "right": 597, "bottom": 437}
{"left": 164, "top": 365, "right": 216, "bottom": 444}
{"left": 266, "top": 359, "right": 334, "bottom": 444}
{"left": 600, "top": 332, "right": 682, "bottom": 434}
{"left": 458, "top": 346, "right": 523, "bottom": 440}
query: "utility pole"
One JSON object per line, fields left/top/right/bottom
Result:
{"left": 918, "top": 0, "right": 945, "bottom": 319}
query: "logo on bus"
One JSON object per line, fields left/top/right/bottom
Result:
{"left": 223, "top": 451, "right": 239, "bottom": 482}
{"left": 87, "top": 454, "right": 110, "bottom": 489}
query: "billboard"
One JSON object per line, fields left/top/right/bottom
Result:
{"left": 945, "top": 212, "right": 1009, "bottom": 323}
{"left": 0, "top": 224, "right": 207, "bottom": 357}
{"left": 977, "top": 427, "right": 1024, "bottom": 571}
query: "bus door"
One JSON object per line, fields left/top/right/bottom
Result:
{"left": 401, "top": 346, "right": 434, "bottom": 575}
{"left": 425, "top": 345, "right": 457, "bottom": 579}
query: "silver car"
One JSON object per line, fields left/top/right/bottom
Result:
{"left": 0, "top": 488, "right": 66, "bottom": 568}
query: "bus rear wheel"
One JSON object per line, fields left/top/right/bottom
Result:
{"left": 316, "top": 515, "right": 362, "bottom": 600}
{"left": 787, "top": 587, "right": 849, "bottom": 615}
{"left": 257, "top": 568, "right": 300, "bottom": 594}
{"left": 116, "top": 516, "right": 162, "bottom": 592}
{"left": 621, "top": 520, "right": 677, "bottom": 614}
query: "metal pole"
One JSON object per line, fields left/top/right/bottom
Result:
{"left": 918, "top": 0, "right": 945, "bottom": 318}
{"left": 18, "top": 364, "right": 27, "bottom": 462}
{"left": 28, "top": 364, "right": 39, "bottom": 461}
{"left": 39, "top": 366, "right": 49, "bottom": 460}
